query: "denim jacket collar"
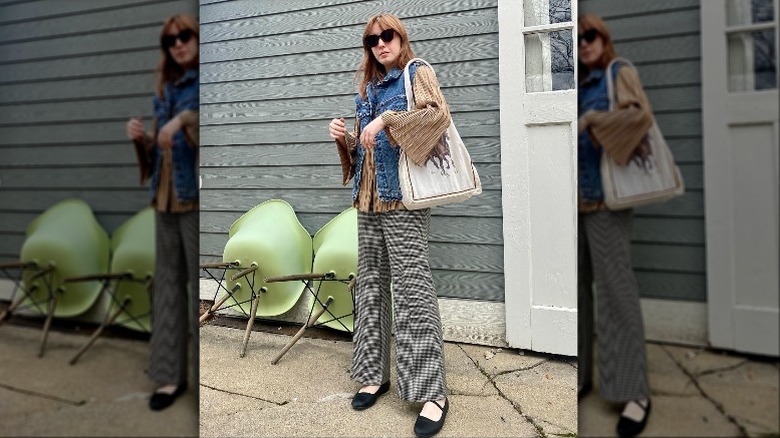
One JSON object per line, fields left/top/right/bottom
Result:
{"left": 373, "top": 67, "right": 403, "bottom": 86}
{"left": 581, "top": 67, "right": 605, "bottom": 87}
{"left": 174, "top": 68, "right": 198, "bottom": 87}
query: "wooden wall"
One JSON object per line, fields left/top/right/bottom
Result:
{"left": 579, "top": 0, "right": 706, "bottom": 302}
{"left": 198, "top": 0, "right": 505, "bottom": 301}
{"left": 0, "top": 0, "right": 198, "bottom": 267}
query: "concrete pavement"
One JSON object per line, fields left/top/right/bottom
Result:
{"left": 198, "top": 321, "right": 578, "bottom": 437}
{"left": 2, "top": 309, "right": 775, "bottom": 437}
{"left": 579, "top": 341, "right": 780, "bottom": 437}
{"left": 0, "top": 320, "right": 198, "bottom": 437}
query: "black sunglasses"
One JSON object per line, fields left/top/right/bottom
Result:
{"left": 161, "top": 29, "right": 194, "bottom": 49}
{"left": 364, "top": 29, "right": 396, "bottom": 48}
{"left": 578, "top": 29, "right": 599, "bottom": 45}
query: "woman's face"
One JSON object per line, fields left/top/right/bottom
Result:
{"left": 369, "top": 23, "right": 402, "bottom": 69}
{"left": 165, "top": 23, "right": 198, "bottom": 69}
{"left": 578, "top": 28, "right": 604, "bottom": 69}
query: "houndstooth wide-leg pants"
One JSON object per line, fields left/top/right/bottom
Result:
{"left": 149, "top": 211, "right": 199, "bottom": 388}
{"left": 350, "top": 209, "right": 447, "bottom": 402}
{"left": 578, "top": 209, "right": 649, "bottom": 402}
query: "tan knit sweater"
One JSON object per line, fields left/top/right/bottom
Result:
{"left": 336, "top": 65, "right": 451, "bottom": 213}
{"left": 578, "top": 64, "right": 654, "bottom": 212}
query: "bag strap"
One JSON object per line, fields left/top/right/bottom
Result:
{"left": 403, "top": 58, "right": 436, "bottom": 111}
{"left": 604, "top": 57, "right": 634, "bottom": 111}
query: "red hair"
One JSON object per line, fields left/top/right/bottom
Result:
{"left": 577, "top": 13, "right": 618, "bottom": 81}
{"left": 156, "top": 14, "right": 199, "bottom": 98}
{"left": 356, "top": 14, "right": 416, "bottom": 99}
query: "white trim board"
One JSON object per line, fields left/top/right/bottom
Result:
{"left": 4, "top": 279, "right": 710, "bottom": 348}
{"left": 200, "top": 279, "right": 709, "bottom": 349}
{"left": 640, "top": 298, "right": 707, "bottom": 346}
{"left": 199, "top": 278, "right": 510, "bottom": 348}
{"left": 0, "top": 278, "right": 13, "bottom": 300}
{"left": 0, "top": 278, "right": 114, "bottom": 324}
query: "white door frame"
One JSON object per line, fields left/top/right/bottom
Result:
{"left": 701, "top": 0, "right": 780, "bottom": 357}
{"left": 498, "top": 0, "right": 578, "bottom": 355}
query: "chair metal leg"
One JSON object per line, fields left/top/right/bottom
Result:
{"left": 0, "top": 292, "right": 27, "bottom": 324}
{"left": 69, "top": 298, "right": 130, "bottom": 365}
{"left": 271, "top": 296, "right": 334, "bottom": 365}
{"left": 38, "top": 288, "right": 60, "bottom": 358}
{"left": 239, "top": 291, "right": 261, "bottom": 358}
{"left": 199, "top": 284, "right": 240, "bottom": 325}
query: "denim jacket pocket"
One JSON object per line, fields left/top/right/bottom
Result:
{"left": 378, "top": 94, "right": 407, "bottom": 113}
{"left": 355, "top": 100, "right": 372, "bottom": 124}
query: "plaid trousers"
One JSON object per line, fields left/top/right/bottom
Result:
{"left": 149, "top": 211, "right": 199, "bottom": 387}
{"left": 578, "top": 209, "right": 649, "bottom": 402}
{"left": 350, "top": 209, "right": 447, "bottom": 402}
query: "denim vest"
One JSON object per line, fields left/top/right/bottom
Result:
{"left": 149, "top": 68, "right": 199, "bottom": 203}
{"left": 352, "top": 62, "right": 422, "bottom": 202}
{"left": 578, "top": 62, "right": 622, "bottom": 202}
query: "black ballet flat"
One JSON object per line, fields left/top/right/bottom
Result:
{"left": 616, "top": 398, "right": 651, "bottom": 437}
{"left": 149, "top": 382, "right": 187, "bottom": 411}
{"left": 578, "top": 381, "right": 593, "bottom": 401}
{"left": 351, "top": 381, "right": 390, "bottom": 410}
{"left": 414, "top": 398, "right": 448, "bottom": 438}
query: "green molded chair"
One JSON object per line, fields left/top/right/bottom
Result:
{"left": 17, "top": 198, "right": 109, "bottom": 356}
{"left": 67, "top": 207, "right": 154, "bottom": 365}
{"left": 211, "top": 199, "right": 312, "bottom": 357}
{"left": 269, "top": 207, "right": 358, "bottom": 365}
{"left": 310, "top": 207, "right": 357, "bottom": 332}
{"left": 107, "top": 207, "right": 154, "bottom": 333}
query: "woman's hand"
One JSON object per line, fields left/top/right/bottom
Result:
{"left": 157, "top": 115, "right": 183, "bottom": 149}
{"left": 578, "top": 110, "right": 597, "bottom": 133}
{"left": 359, "top": 116, "right": 386, "bottom": 150}
{"left": 329, "top": 117, "right": 347, "bottom": 144}
{"left": 126, "top": 117, "right": 146, "bottom": 142}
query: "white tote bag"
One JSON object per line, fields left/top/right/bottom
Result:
{"left": 600, "top": 58, "right": 685, "bottom": 210}
{"left": 398, "top": 58, "right": 481, "bottom": 210}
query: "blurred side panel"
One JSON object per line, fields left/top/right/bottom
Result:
{"left": 0, "top": 0, "right": 197, "bottom": 280}
{"left": 579, "top": 0, "right": 709, "bottom": 345}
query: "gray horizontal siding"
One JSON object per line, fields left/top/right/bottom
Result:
{"left": 201, "top": 189, "right": 503, "bottom": 217}
{"left": 200, "top": 211, "right": 505, "bottom": 245}
{"left": 0, "top": 0, "right": 198, "bottom": 267}
{"left": 580, "top": 0, "right": 705, "bottom": 302}
{"left": 199, "top": 0, "right": 503, "bottom": 301}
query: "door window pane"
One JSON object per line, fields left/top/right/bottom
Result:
{"left": 727, "top": 0, "right": 774, "bottom": 26}
{"left": 728, "top": 30, "right": 777, "bottom": 91}
{"left": 524, "top": 0, "right": 571, "bottom": 26}
{"left": 525, "top": 29, "right": 575, "bottom": 92}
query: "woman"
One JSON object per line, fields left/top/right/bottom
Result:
{"left": 125, "top": 13, "right": 199, "bottom": 411}
{"left": 576, "top": 13, "right": 653, "bottom": 438}
{"left": 328, "top": 13, "right": 451, "bottom": 438}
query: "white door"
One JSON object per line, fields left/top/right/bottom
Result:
{"left": 702, "top": 0, "right": 779, "bottom": 356}
{"left": 498, "top": 0, "right": 577, "bottom": 355}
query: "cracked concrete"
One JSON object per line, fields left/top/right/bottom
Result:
{"left": 496, "top": 360, "right": 578, "bottom": 437}
{"left": 199, "top": 322, "right": 577, "bottom": 437}
{"left": 578, "top": 341, "right": 779, "bottom": 437}
{"left": 0, "top": 323, "right": 198, "bottom": 437}
{"left": 661, "top": 344, "right": 780, "bottom": 437}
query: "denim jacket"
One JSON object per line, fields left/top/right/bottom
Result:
{"left": 149, "top": 68, "right": 199, "bottom": 203}
{"left": 352, "top": 62, "right": 422, "bottom": 202}
{"left": 578, "top": 61, "right": 622, "bottom": 202}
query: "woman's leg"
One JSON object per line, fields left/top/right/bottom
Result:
{"left": 177, "top": 211, "right": 200, "bottom": 388}
{"left": 149, "top": 211, "right": 190, "bottom": 386}
{"left": 583, "top": 209, "right": 649, "bottom": 402}
{"left": 578, "top": 213, "right": 595, "bottom": 392}
{"left": 382, "top": 209, "right": 446, "bottom": 402}
{"left": 351, "top": 212, "right": 393, "bottom": 387}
